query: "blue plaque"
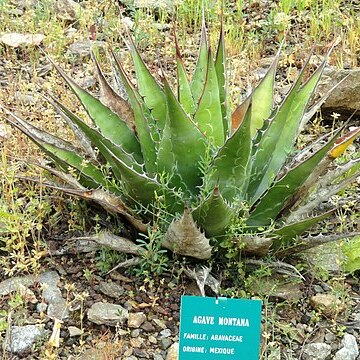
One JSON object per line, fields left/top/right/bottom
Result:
{"left": 179, "top": 295, "right": 262, "bottom": 359}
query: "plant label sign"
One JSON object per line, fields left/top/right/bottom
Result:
{"left": 179, "top": 295, "right": 262, "bottom": 359}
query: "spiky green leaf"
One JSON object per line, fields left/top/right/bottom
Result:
{"left": 194, "top": 50, "right": 225, "bottom": 147}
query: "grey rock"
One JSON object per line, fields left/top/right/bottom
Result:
{"left": 87, "top": 302, "right": 129, "bottom": 326}
{"left": 305, "top": 243, "right": 346, "bottom": 273}
{"left": 67, "top": 40, "right": 105, "bottom": 58}
{"left": 159, "top": 329, "right": 172, "bottom": 338}
{"left": 99, "top": 281, "right": 125, "bottom": 299}
{"left": 131, "top": 329, "right": 141, "bottom": 337}
{"left": 6, "top": 325, "right": 46, "bottom": 354}
{"left": 0, "top": 275, "right": 35, "bottom": 296}
{"left": 160, "top": 338, "right": 173, "bottom": 350}
{"left": 68, "top": 326, "right": 83, "bottom": 337}
{"left": 39, "top": 271, "right": 68, "bottom": 319}
{"left": 128, "top": 312, "right": 147, "bottom": 328}
{"left": 153, "top": 354, "right": 164, "bottom": 360}
{"left": 334, "top": 333, "right": 359, "bottom": 360}
{"left": 317, "top": 67, "right": 360, "bottom": 115}
{"left": 302, "top": 343, "right": 332, "bottom": 360}
{"left": 36, "top": 302, "right": 48, "bottom": 313}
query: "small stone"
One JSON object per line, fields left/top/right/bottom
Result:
{"left": 160, "top": 338, "right": 173, "bottom": 350}
{"left": 131, "top": 329, "right": 141, "bottom": 337}
{"left": 36, "top": 302, "right": 48, "bottom": 313}
{"left": 128, "top": 312, "right": 147, "bottom": 328}
{"left": 87, "top": 302, "right": 129, "bottom": 326}
{"left": 334, "top": 333, "right": 359, "bottom": 360}
{"left": 148, "top": 335, "right": 157, "bottom": 344}
{"left": 99, "top": 281, "right": 125, "bottom": 299}
{"left": 133, "top": 348, "right": 148, "bottom": 357}
{"left": 141, "top": 321, "right": 156, "bottom": 332}
{"left": 153, "top": 354, "right": 164, "bottom": 360}
{"left": 302, "top": 343, "right": 332, "bottom": 360}
{"left": 159, "top": 329, "right": 172, "bottom": 338}
{"left": 68, "top": 326, "right": 83, "bottom": 337}
{"left": 0, "top": 275, "right": 35, "bottom": 296}
{"left": 310, "top": 294, "right": 345, "bottom": 317}
{"left": 39, "top": 271, "right": 69, "bottom": 320}
{"left": 130, "top": 337, "right": 145, "bottom": 348}
{"left": 153, "top": 318, "right": 167, "bottom": 330}
{"left": 6, "top": 325, "right": 46, "bottom": 355}
{"left": 165, "top": 342, "right": 179, "bottom": 360}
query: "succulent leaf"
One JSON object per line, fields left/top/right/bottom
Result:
{"left": 174, "top": 31, "right": 196, "bottom": 114}
{"left": 214, "top": 22, "right": 231, "bottom": 137}
{"left": 163, "top": 207, "right": 212, "bottom": 259}
{"left": 194, "top": 50, "right": 224, "bottom": 147}
{"left": 247, "top": 127, "right": 342, "bottom": 227}
{"left": 111, "top": 50, "right": 158, "bottom": 174}
{"left": 191, "top": 20, "right": 209, "bottom": 106}
{"left": 49, "top": 59, "right": 142, "bottom": 159}
{"left": 271, "top": 210, "right": 335, "bottom": 251}
{"left": 163, "top": 78, "right": 207, "bottom": 194}
{"left": 127, "top": 34, "right": 167, "bottom": 130}
{"left": 248, "top": 57, "right": 327, "bottom": 202}
{"left": 192, "top": 187, "right": 236, "bottom": 238}
{"left": 92, "top": 51, "right": 135, "bottom": 129}
{"left": 210, "top": 101, "right": 252, "bottom": 200}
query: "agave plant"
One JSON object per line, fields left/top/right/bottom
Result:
{"left": 3, "top": 23, "right": 360, "bottom": 261}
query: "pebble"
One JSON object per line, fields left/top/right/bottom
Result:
{"left": 131, "top": 329, "right": 141, "bottom": 337}
{"left": 87, "top": 302, "right": 129, "bottom": 326}
{"left": 128, "top": 312, "right": 147, "bottom": 328}
{"left": 99, "top": 281, "right": 125, "bottom": 299}
{"left": 165, "top": 342, "right": 178, "bottom": 360}
{"left": 159, "top": 329, "right": 172, "bottom": 338}
{"left": 6, "top": 325, "right": 46, "bottom": 355}
{"left": 68, "top": 326, "right": 83, "bottom": 337}
{"left": 302, "top": 343, "right": 332, "bottom": 360}
{"left": 310, "top": 294, "right": 345, "bottom": 317}
{"left": 160, "top": 338, "right": 173, "bottom": 350}
{"left": 334, "top": 333, "right": 359, "bottom": 360}
{"left": 141, "top": 321, "right": 156, "bottom": 332}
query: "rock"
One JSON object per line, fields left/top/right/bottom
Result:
{"left": 67, "top": 40, "right": 105, "bottom": 58}
{"left": 317, "top": 67, "right": 360, "bottom": 115}
{"left": 6, "top": 325, "right": 46, "bottom": 355}
{"left": 128, "top": 312, "right": 147, "bottom": 328}
{"left": 53, "top": 0, "right": 80, "bottom": 21}
{"left": 68, "top": 326, "right": 83, "bottom": 337}
{"left": 0, "top": 275, "right": 35, "bottom": 296}
{"left": 304, "top": 243, "right": 346, "bottom": 273}
{"left": 36, "top": 302, "right": 48, "bottom": 313}
{"left": 39, "top": 271, "right": 69, "bottom": 320}
{"left": 334, "top": 333, "right": 359, "bottom": 360}
{"left": 133, "top": 0, "right": 177, "bottom": 11}
{"left": 159, "top": 329, "right": 172, "bottom": 338}
{"left": 310, "top": 294, "right": 345, "bottom": 317}
{"left": 141, "top": 321, "right": 156, "bottom": 332}
{"left": 130, "top": 337, "right": 145, "bottom": 348}
{"left": 165, "top": 342, "right": 178, "bottom": 360}
{"left": 302, "top": 343, "right": 332, "bottom": 360}
{"left": 99, "top": 281, "right": 125, "bottom": 299}
{"left": 161, "top": 338, "right": 173, "bottom": 350}
{"left": 153, "top": 354, "right": 164, "bottom": 360}
{"left": 153, "top": 318, "right": 167, "bottom": 330}
{"left": 87, "top": 302, "right": 129, "bottom": 326}
{"left": 0, "top": 33, "right": 44, "bottom": 47}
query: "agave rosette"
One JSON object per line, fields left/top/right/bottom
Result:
{"left": 4, "top": 23, "right": 360, "bottom": 260}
